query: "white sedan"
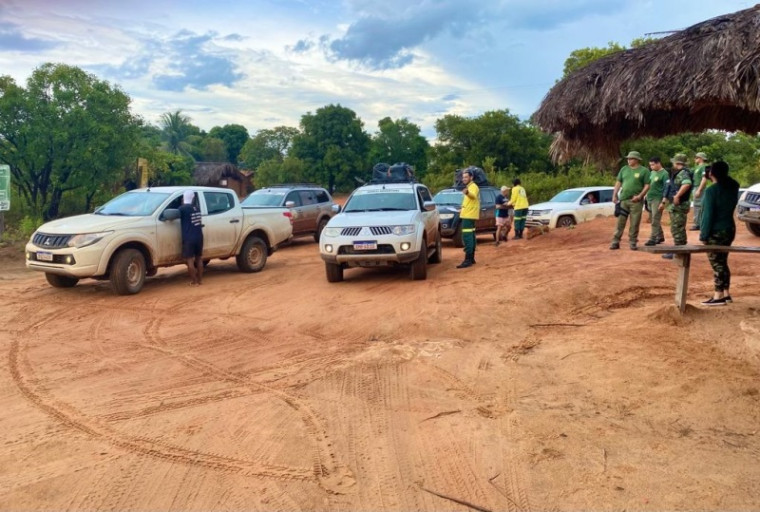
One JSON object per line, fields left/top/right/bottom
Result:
{"left": 526, "top": 186, "right": 616, "bottom": 229}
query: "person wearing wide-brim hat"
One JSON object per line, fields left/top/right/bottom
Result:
{"left": 610, "top": 150, "right": 650, "bottom": 250}
{"left": 659, "top": 153, "right": 693, "bottom": 259}
{"left": 690, "top": 151, "right": 711, "bottom": 230}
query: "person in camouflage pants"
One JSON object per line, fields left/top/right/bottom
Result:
{"left": 660, "top": 154, "right": 692, "bottom": 259}
{"left": 699, "top": 161, "right": 739, "bottom": 306}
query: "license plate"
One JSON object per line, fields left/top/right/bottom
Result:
{"left": 353, "top": 241, "right": 377, "bottom": 250}
{"left": 37, "top": 251, "right": 53, "bottom": 262}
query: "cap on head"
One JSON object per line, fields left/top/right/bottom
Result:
{"left": 183, "top": 190, "right": 195, "bottom": 204}
{"left": 625, "top": 151, "right": 642, "bottom": 161}
{"left": 500, "top": 186, "right": 509, "bottom": 192}
{"left": 695, "top": 152, "right": 709, "bottom": 161}
{"left": 671, "top": 153, "right": 687, "bottom": 165}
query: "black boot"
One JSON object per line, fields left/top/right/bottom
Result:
{"left": 457, "top": 253, "right": 474, "bottom": 268}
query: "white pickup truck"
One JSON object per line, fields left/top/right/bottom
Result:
{"left": 25, "top": 186, "right": 293, "bottom": 294}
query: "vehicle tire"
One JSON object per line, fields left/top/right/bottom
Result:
{"left": 428, "top": 230, "right": 442, "bottom": 264}
{"left": 410, "top": 245, "right": 428, "bottom": 280}
{"left": 314, "top": 217, "right": 328, "bottom": 243}
{"left": 325, "top": 262, "right": 343, "bottom": 282}
{"left": 110, "top": 248, "right": 146, "bottom": 295}
{"left": 236, "top": 236, "right": 268, "bottom": 273}
{"left": 557, "top": 215, "right": 576, "bottom": 228}
{"left": 453, "top": 225, "right": 464, "bottom": 248}
{"left": 746, "top": 222, "right": 760, "bottom": 237}
{"left": 45, "top": 273, "right": 79, "bottom": 288}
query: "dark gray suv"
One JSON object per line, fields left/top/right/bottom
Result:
{"left": 242, "top": 184, "right": 340, "bottom": 241}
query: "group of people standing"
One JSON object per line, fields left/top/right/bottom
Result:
{"left": 611, "top": 150, "right": 740, "bottom": 306}
{"left": 456, "top": 170, "right": 529, "bottom": 269}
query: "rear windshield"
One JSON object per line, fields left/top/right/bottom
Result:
{"left": 344, "top": 189, "right": 417, "bottom": 212}
{"left": 242, "top": 189, "right": 286, "bottom": 207}
{"left": 95, "top": 191, "right": 171, "bottom": 216}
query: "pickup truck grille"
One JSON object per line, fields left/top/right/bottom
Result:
{"left": 340, "top": 226, "right": 393, "bottom": 236}
{"left": 744, "top": 192, "right": 760, "bottom": 205}
{"left": 32, "top": 233, "right": 72, "bottom": 249}
{"left": 339, "top": 244, "right": 396, "bottom": 255}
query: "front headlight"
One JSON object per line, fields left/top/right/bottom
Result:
{"left": 67, "top": 231, "right": 113, "bottom": 248}
{"left": 439, "top": 213, "right": 455, "bottom": 220}
{"left": 391, "top": 225, "right": 416, "bottom": 236}
{"left": 322, "top": 227, "right": 342, "bottom": 237}
{"left": 532, "top": 209, "right": 552, "bottom": 216}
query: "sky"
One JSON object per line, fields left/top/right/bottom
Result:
{"left": 0, "top": 0, "right": 754, "bottom": 139}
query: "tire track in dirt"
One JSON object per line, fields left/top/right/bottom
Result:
{"left": 140, "top": 316, "right": 355, "bottom": 494}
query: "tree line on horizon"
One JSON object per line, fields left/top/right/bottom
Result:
{"left": 2, "top": 42, "right": 760, "bottom": 227}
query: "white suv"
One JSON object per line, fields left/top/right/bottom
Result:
{"left": 319, "top": 181, "right": 442, "bottom": 282}
{"left": 527, "top": 186, "right": 615, "bottom": 228}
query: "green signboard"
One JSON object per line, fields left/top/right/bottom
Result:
{"left": 0, "top": 164, "right": 9, "bottom": 211}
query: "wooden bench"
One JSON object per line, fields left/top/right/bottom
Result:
{"left": 638, "top": 245, "right": 760, "bottom": 313}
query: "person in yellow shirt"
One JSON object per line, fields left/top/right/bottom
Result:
{"left": 457, "top": 169, "right": 480, "bottom": 268}
{"left": 507, "top": 178, "right": 529, "bottom": 239}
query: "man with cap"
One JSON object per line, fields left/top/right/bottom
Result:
{"left": 659, "top": 153, "right": 692, "bottom": 259}
{"left": 494, "top": 185, "right": 512, "bottom": 246}
{"left": 690, "top": 151, "right": 710, "bottom": 230}
{"left": 179, "top": 190, "right": 204, "bottom": 285}
{"left": 456, "top": 169, "right": 479, "bottom": 268}
{"left": 610, "top": 150, "right": 650, "bottom": 250}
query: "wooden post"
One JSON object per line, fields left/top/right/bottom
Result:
{"left": 674, "top": 253, "right": 691, "bottom": 314}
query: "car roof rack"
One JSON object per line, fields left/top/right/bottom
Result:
{"left": 366, "top": 177, "right": 418, "bottom": 185}
{"left": 261, "top": 183, "right": 323, "bottom": 188}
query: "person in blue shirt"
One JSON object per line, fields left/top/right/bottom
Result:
{"left": 179, "top": 190, "right": 204, "bottom": 285}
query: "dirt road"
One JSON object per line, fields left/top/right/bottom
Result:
{"left": 1, "top": 216, "right": 759, "bottom": 510}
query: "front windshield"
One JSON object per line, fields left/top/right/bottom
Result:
{"left": 95, "top": 191, "right": 171, "bottom": 216}
{"left": 549, "top": 190, "right": 584, "bottom": 203}
{"left": 344, "top": 189, "right": 417, "bottom": 212}
{"left": 433, "top": 191, "right": 463, "bottom": 206}
{"left": 241, "top": 190, "right": 286, "bottom": 207}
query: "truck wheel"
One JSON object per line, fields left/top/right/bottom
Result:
{"left": 237, "top": 236, "right": 267, "bottom": 272}
{"left": 429, "top": 231, "right": 442, "bottom": 264}
{"left": 557, "top": 215, "right": 575, "bottom": 228}
{"left": 110, "top": 248, "right": 146, "bottom": 295}
{"left": 746, "top": 222, "right": 760, "bottom": 237}
{"left": 453, "top": 225, "right": 464, "bottom": 248}
{"left": 410, "top": 246, "right": 427, "bottom": 280}
{"left": 325, "top": 262, "right": 343, "bottom": 282}
{"left": 314, "top": 218, "right": 328, "bottom": 243}
{"left": 45, "top": 273, "right": 79, "bottom": 288}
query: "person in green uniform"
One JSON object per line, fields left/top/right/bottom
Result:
{"left": 659, "top": 153, "right": 692, "bottom": 259}
{"left": 610, "top": 151, "right": 650, "bottom": 250}
{"left": 690, "top": 151, "right": 710, "bottom": 230}
{"left": 699, "top": 160, "right": 739, "bottom": 306}
{"left": 645, "top": 156, "right": 668, "bottom": 246}
{"left": 457, "top": 169, "right": 480, "bottom": 268}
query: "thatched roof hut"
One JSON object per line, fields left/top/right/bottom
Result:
{"left": 533, "top": 4, "right": 760, "bottom": 162}
{"left": 193, "top": 162, "right": 252, "bottom": 198}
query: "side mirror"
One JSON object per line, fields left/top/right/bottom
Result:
{"left": 161, "top": 208, "right": 180, "bottom": 221}
{"left": 332, "top": 204, "right": 342, "bottom": 214}
{"left": 423, "top": 200, "right": 437, "bottom": 212}
{"left": 285, "top": 201, "right": 296, "bottom": 208}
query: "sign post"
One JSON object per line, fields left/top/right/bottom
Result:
{"left": 0, "top": 164, "right": 10, "bottom": 238}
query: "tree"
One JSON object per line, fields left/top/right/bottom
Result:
{"left": 290, "top": 104, "right": 370, "bottom": 192}
{"left": 429, "top": 110, "right": 554, "bottom": 175}
{"left": 369, "top": 117, "right": 429, "bottom": 176}
{"left": 209, "top": 124, "right": 249, "bottom": 163}
{"left": 561, "top": 42, "right": 625, "bottom": 79}
{"left": 239, "top": 126, "right": 300, "bottom": 170}
{"left": 0, "top": 63, "right": 141, "bottom": 219}
{"left": 254, "top": 156, "right": 308, "bottom": 187}
{"left": 160, "top": 110, "right": 196, "bottom": 157}
{"left": 200, "top": 137, "right": 227, "bottom": 162}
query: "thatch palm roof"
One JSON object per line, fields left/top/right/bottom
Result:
{"left": 533, "top": 4, "right": 760, "bottom": 162}
{"left": 192, "top": 162, "right": 245, "bottom": 185}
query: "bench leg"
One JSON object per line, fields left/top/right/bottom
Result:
{"left": 674, "top": 253, "right": 691, "bottom": 314}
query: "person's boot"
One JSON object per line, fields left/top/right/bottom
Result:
{"left": 457, "top": 253, "right": 473, "bottom": 268}
{"left": 644, "top": 239, "right": 657, "bottom": 246}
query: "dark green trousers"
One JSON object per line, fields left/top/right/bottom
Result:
{"left": 462, "top": 219, "right": 476, "bottom": 260}
{"left": 707, "top": 229, "right": 735, "bottom": 291}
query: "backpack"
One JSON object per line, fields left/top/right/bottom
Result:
{"left": 371, "top": 162, "right": 415, "bottom": 182}
{"left": 454, "top": 166, "right": 489, "bottom": 190}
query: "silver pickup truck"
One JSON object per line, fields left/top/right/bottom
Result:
{"left": 25, "top": 186, "right": 293, "bottom": 294}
